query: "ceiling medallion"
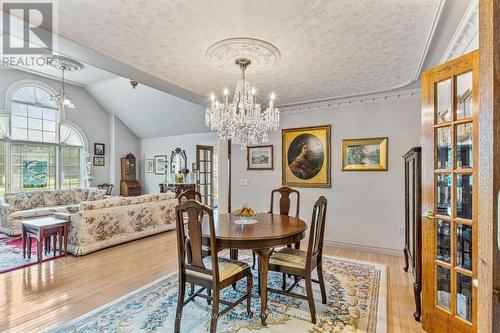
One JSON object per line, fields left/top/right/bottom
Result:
{"left": 205, "top": 37, "right": 281, "bottom": 73}
{"left": 48, "top": 56, "right": 84, "bottom": 111}
{"left": 206, "top": 56, "right": 279, "bottom": 148}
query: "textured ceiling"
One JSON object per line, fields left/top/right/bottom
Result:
{"left": 54, "top": 0, "right": 441, "bottom": 106}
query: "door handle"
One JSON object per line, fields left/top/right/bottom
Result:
{"left": 423, "top": 211, "right": 438, "bottom": 220}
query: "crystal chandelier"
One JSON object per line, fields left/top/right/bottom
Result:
{"left": 205, "top": 58, "right": 280, "bottom": 148}
{"left": 56, "top": 66, "right": 75, "bottom": 110}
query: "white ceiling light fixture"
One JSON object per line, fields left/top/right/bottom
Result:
{"left": 49, "top": 56, "right": 84, "bottom": 111}
{"left": 205, "top": 38, "right": 280, "bottom": 148}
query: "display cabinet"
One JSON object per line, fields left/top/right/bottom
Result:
{"left": 120, "top": 153, "right": 141, "bottom": 196}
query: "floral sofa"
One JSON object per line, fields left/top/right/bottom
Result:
{"left": 55, "top": 193, "right": 177, "bottom": 256}
{"left": 0, "top": 188, "right": 107, "bottom": 236}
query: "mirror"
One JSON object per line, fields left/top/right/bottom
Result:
{"left": 170, "top": 148, "right": 187, "bottom": 173}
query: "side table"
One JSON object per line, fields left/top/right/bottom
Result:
{"left": 21, "top": 217, "right": 70, "bottom": 264}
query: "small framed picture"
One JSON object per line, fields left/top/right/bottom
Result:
{"left": 342, "top": 137, "right": 388, "bottom": 171}
{"left": 146, "top": 159, "right": 154, "bottom": 173}
{"left": 247, "top": 145, "right": 274, "bottom": 170}
{"left": 94, "top": 143, "right": 105, "bottom": 156}
{"left": 154, "top": 155, "right": 167, "bottom": 174}
{"left": 93, "top": 156, "right": 105, "bottom": 167}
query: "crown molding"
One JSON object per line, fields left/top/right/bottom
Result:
{"left": 279, "top": 88, "right": 421, "bottom": 114}
{"left": 440, "top": 0, "right": 479, "bottom": 64}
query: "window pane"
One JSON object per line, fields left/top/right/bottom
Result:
{"left": 436, "top": 127, "right": 452, "bottom": 169}
{"left": 28, "top": 106, "right": 43, "bottom": 119}
{"left": 11, "top": 128, "right": 27, "bottom": 141}
{"left": 43, "top": 120, "right": 56, "bottom": 132}
{"left": 456, "top": 224, "right": 473, "bottom": 270}
{"left": 456, "top": 71, "right": 473, "bottom": 120}
{"left": 456, "top": 273, "right": 473, "bottom": 323}
{"left": 11, "top": 102, "right": 27, "bottom": 116}
{"left": 457, "top": 174, "right": 473, "bottom": 219}
{"left": 28, "top": 117, "right": 43, "bottom": 130}
{"left": 436, "top": 219, "right": 451, "bottom": 263}
{"left": 456, "top": 123, "right": 473, "bottom": 168}
{"left": 43, "top": 132, "right": 56, "bottom": 143}
{"left": 28, "top": 130, "right": 43, "bottom": 142}
{"left": 437, "top": 266, "right": 451, "bottom": 311}
{"left": 61, "top": 146, "right": 81, "bottom": 189}
{"left": 43, "top": 108, "right": 56, "bottom": 121}
{"left": 436, "top": 79, "right": 452, "bottom": 124}
{"left": 0, "top": 142, "right": 6, "bottom": 196}
{"left": 12, "top": 115, "right": 27, "bottom": 129}
{"left": 436, "top": 174, "right": 452, "bottom": 216}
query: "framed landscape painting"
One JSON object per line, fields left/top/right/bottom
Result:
{"left": 342, "top": 137, "right": 388, "bottom": 171}
{"left": 282, "top": 125, "right": 331, "bottom": 188}
{"left": 247, "top": 145, "right": 273, "bottom": 170}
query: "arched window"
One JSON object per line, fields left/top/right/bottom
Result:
{"left": 0, "top": 83, "right": 88, "bottom": 195}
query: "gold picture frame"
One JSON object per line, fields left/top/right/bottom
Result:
{"left": 342, "top": 137, "right": 388, "bottom": 171}
{"left": 282, "top": 125, "right": 331, "bottom": 188}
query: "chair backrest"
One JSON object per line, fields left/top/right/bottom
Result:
{"left": 269, "top": 186, "right": 300, "bottom": 218}
{"left": 175, "top": 199, "right": 220, "bottom": 283}
{"left": 178, "top": 189, "right": 202, "bottom": 204}
{"left": 97, "top": 183, "right": 114, "bottom": 196}
{"left": 306, "top": 196, "right": 327, "bottom": 270}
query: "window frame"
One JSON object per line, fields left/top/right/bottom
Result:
{"left": 0, "top": 81, "right": 88, "bottom": 194}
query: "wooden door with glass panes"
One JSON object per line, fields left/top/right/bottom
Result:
{"left": 196, "top": 145, "right": 214, "bottom": 207}
{"left": 421, "top": 51, "right": 478, "bottom": 333}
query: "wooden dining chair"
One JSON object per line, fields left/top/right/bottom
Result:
{"left": 174, "top": 200, "right": 253, "bottom": 333}
{"left": 250, "top": 186, "right": 301, "bottom": 269}
{"left": 266, "top": 196, "right": 328, "bottom": 324}
{"left": 178, "top": 189, "right": 202, "bottom": 203}
{"left": 97, "top": 183, "right": 114, "bottom": 196}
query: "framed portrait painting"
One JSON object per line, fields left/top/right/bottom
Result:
{"left": 342, "top": 137, "right": 388, "bottom": 171}
{"left": 145, "top": 159, "right": 154, "bottom": 173}
{"left": 247, "top": 145, "right": 273, "bottom": 170}
{"left": 154, "top": 155, "right": 167, "bottom": 175}
{"left": 282, "top": 125, "right": 331, "bottom": 188}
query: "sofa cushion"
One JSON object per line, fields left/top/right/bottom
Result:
{"left": 149, "top": 193, "right": 176, "bottom": 201}
{"left": 86, "top": 189, "right": 107, "bottom": 201}
{"left": 4, "top": 193, "right": 33, "bottom": 211}
{"left": 9, "top": 205, "right": 70, "bottom": 219}
{"left": 80, "top": 197, "right": 123, "bottom": 211}
{"left": 25, "top": 191, "right": 45, "bottom": 208}
{"left": 73, "top": 188, "right": 89, "bottom": 203}
{"left": 42, "top": 190, "right": 74, "bottom": 206}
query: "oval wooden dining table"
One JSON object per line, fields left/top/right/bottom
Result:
{"left": 202, "top": 213, "right": 307, "bottom": 326}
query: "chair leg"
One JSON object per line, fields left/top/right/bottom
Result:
{"left": 188, "top": 283, "right": 195, "bottom": 296}
{"left": 246, "top": 273, "right": 253, "bottom": 317}
{"left": 305, "top": 276, "right": 317, "bottom": 324}
{"left": 207, "top": 288, "right": 212, "bottom": 305}
{"left": 174, "top": 277, "right": 186, "bottom": 333}
{"left": 252, "top": 251, "right": 256, "bottom": 270}
{"left": 210, "top": 289, "right": 220, "bottom": 333}
{"left": 282, "top": 273, "right": 287, "bottom": 290}
{"left": 317, "top": 264, "right": 327, "bottom": 304}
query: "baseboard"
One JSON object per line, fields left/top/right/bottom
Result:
{"left": 323, "top": 239, "right": 403, "bottom": 257}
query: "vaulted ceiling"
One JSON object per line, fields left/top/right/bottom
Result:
{"left": 54, "top": 0, "right": 443, "bottom": 106}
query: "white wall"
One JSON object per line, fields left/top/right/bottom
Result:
{"left": 113, "top": 115, "right": 140, "bottom": 194}
{"left": 140, "top": 132, "right": 217, "bottom": 194}
{"left": 0, "top": 68, "right": 139, "bottom": 189}
{"left": 231, "top": 96, "right": 422, "bottom": 255}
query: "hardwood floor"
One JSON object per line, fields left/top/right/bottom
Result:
{"left": 0, "top": 231, "right": 425, "bottom": 333}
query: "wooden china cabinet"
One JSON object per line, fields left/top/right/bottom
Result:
{"left": 403, "top": 147, "right": 422, "bottom": 321}
{"left": 120, "top": 153, "right": 141, "bottom": 196}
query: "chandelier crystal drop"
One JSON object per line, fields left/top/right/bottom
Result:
{"left": 205, "top": 58, "right": 280, "bottom": 148}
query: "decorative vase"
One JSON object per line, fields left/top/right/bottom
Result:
{"left": 175, "top": 174, "right": 184, "bottom": 183}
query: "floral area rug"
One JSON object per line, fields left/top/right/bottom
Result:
{"left": 0, "top": 233, "right": 59, "bottom": 273}
{"left": 47, "top": 253, "right": 387, "bottom": 333}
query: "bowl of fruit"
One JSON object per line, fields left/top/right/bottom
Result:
{"left": 234, "top": 205, "right": 257, "bottom": 225}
